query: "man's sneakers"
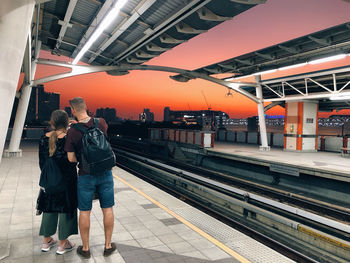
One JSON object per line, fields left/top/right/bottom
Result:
{"left": 56, "top": 240, "right": 76, "bottom": 255}
{"left": 103, "top": 242, "right": 117, "bottom": 257}
{"left": 41, "top": 238, "right": 57, "bottom": 252}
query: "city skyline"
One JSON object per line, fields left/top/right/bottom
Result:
{"left": 26, "top": 0, "right": 350, "bottom": 121}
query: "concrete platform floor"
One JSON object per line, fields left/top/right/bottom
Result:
{"left": 0, "top": 143, "right": 294, "bottom": 262}
{"left": 209, "top": 142, "right": 350, "bottom": 179}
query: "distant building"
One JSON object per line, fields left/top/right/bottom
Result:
{"left": 139, "top": 108, "right": 154, "bottom": 122}
{"left": 10, "top": 84, "right": 60, "bottom": 125}
{"left": 222, "top": 118, "right": 248, "bottom": 126}
{"left": 223, "top": 115, "right": 285, "bottom": 128}
{"left": 163, "top": 107, "right": 229, "bottom": 130}
{"left": 164, "top": 106, "right": 170, "bottom": 122}
{"left": 95, "top": 107, "right": 117, "bottom": 123}
{"left": 319, "top": 115, "right": 350, "bottom": 127}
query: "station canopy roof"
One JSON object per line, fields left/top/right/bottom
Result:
{"left": 39, "top": 0, "right": 266, "bottom": 66}
{"left": 173, "top": 22, "right": 350, "bottom": 79}
{"left": 172, "top": 22, "right": 350, "bottom": 112}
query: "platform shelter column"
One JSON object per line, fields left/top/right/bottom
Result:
{"left": 6, "top": 41, "right": 41, "bottom": 157}
{"left": 255, "top": 75, "right": 270, "bottom": 151}
{"left": 0, "top": 0, "right": 35, "bottom": 162}
{"left": 284, "top": 101, "right": 318, "bottom": 151}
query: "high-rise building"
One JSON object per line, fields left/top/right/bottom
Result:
{"left": 95, "top": 107, "right": 117, "bottom": 123}
{"left": 139, "top": 108, "right": 154, "bottom": 122}
{"left": 164, "top": 106, "right": 170, "bottom": 122}
{"left": 10, "top": 84, "right": 60, "bottom": 125}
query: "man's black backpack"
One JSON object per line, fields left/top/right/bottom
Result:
{"left": 73, "top": 118, "right": 115, "bottom": 174}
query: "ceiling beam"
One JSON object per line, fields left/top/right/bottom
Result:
{"left": 135, "top": 50, "right": 157, "bottom": 58}
{"left": 88, "top": 0, "right": 157, "bottom": 64}
{"left": 146, "top": 43, "right": 170, "bottom": 52}
{"left": 203, "top": 67, "right": 222, "bottom": 74}
{"left": 126, "top": 57, "right": 147, "bottom": 64}
{"left": 196, "top": 7, "right": 230, "bottom": 21}
{"left": 175, "top": 22, "right": 206, "bottom": 34}
{"left": 230, "top": 0, "right": 267, "bottom": 3}
{"left": 254, "top": 52, "right": 275, "bottom": 60}
{"left": 36, "top": 0, "right": 54, "bottom": 3}
{"left": 278, "top": 44, "right": 299, "bottom": 54}
{"left": 218, "top": 63, "right": 236, "bottom": 70}
{"left": 159, "top": 34, "right": 186, "bottom": 44}
{"left": 308, "top": 36, "right": 331, "bottom": 46}
{"left": 43, "top": 10, "right": 87, "bottom": 29}
{"left": 235, "top": 58, "right": 254, "bottom": 66}
{"left": 55, "top": 0, "right": 78, "bottom": 50}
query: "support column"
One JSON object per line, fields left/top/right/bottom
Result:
{"left": 255, "top": 75, "right": 270, "bottom": 151}
{"left": 5, "top": 41, "right": 41, "bottom": 157}
{"left": 284, "top": 101, "right": 318, "bottom": 152}
{"left": 0, "top": 0, "right": 35, "bottom": 162}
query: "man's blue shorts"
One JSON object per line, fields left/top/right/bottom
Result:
{"left": 77, "top": 170, "right": 115, "bottom": 211}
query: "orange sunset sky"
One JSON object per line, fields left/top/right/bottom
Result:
{"left": 32, "top": 0, "right": 350, "bottom": 120}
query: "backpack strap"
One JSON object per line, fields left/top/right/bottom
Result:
{"left": 71, "top": 123, "right": 88, "bottom": 133}
{"left": 93, "top": 118, "right": 100, "bottom": 128}
{"left": 72, "top": 118, "right": 99, "bottom": 133}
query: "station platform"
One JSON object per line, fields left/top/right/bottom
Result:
{"left": 0, "top": 142, "right": 294, "bottom": 263}
{"left": 208, "top": 142, "right": 350, "bottom": 182}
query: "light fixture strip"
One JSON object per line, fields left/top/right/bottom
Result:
{"left": 253, "top": 69, "right": 277, "bottom": 76}
{"left": 309, "top": 54, "right": 346, "bottom": 65}
{"left": 72, "top": 0, "right": 128, "bottom": 64}
{"left": 329, "top": 95, "right": 350, "bottom": 101}
{"left": 278, "top": 62, "right": 307, "bottom": 71}
{"left": 225, "top": 53, "right": 350, "bottom": 81}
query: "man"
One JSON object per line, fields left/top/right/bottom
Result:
{"left": 64, "top": 97, "right": 116, "bottom": 258}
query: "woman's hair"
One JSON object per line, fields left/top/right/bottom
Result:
{"left": 49, "top": 110, "right": 68, "bottom": 157}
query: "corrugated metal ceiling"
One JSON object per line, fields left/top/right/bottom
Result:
{"left": 39, "top": 0, "right": 265, "bottom": 65}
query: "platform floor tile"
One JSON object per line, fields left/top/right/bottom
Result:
{"left": 0, "top": 144, "right": 294, "bottom": 262}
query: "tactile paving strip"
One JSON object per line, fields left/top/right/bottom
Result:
{"left": 174, "top": 207, "right": 294, "bottom": 263}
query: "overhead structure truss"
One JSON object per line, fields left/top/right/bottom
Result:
{"left": 260, "top": 65, "right": 350, "bottom": 112}
{"left": 33, "top": 1, "right": 350, "bottom": 112}
{"left": 38, "top": 0, "right": 266, "bottom": 66}
{"left": 172, "top": 22, "right": 350, "bottom": 79}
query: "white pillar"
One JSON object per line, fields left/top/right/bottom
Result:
{"left": 6, "top": 41, "right": 41, "bottom": 156}
{"left": 0, "top": 0, "right": 35, "bottom": 161}
{"left": 255, "top": 75, "right": 270, "bottom": 151}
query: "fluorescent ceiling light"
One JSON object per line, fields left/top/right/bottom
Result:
{"left": 225, "top": 75, "right": 253, "bottom": 81}
{"left": 309, "top": 54, "right": 346, "bottom": 65}
{"left": 253, "top": 69, "right": 277, "bottom": 75}
{"left": 278, "top": 62, "right": 308, "bottom": 71}
{"left": 72, "top": 0, "right": 128, "bottom": 64}
{"left": 329, "top": 95, "right": 350, "bottom": 101}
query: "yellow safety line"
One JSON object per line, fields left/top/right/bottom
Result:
{"left": 298, "top": 225, "right": 350, "bottom": 251}
{"left": 113, "top": 173, "right": 251, "bottom": 263}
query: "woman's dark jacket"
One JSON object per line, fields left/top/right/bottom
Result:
{"left": 37, "top": 135, "right": 77, "bottom": 214}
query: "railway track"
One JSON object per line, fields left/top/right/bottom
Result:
{"left": 112, "top": 145, "right": 350, "bottom": 263}
{"left": 113, "top": 143, "right": 350, "bottom": 224}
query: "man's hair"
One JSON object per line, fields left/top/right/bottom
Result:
{"left": 69, "top": 97, "right": 87, "bottom": 112}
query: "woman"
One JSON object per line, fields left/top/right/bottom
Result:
{"left": 37, "top": 110, "right": 78, "bottom": 254}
